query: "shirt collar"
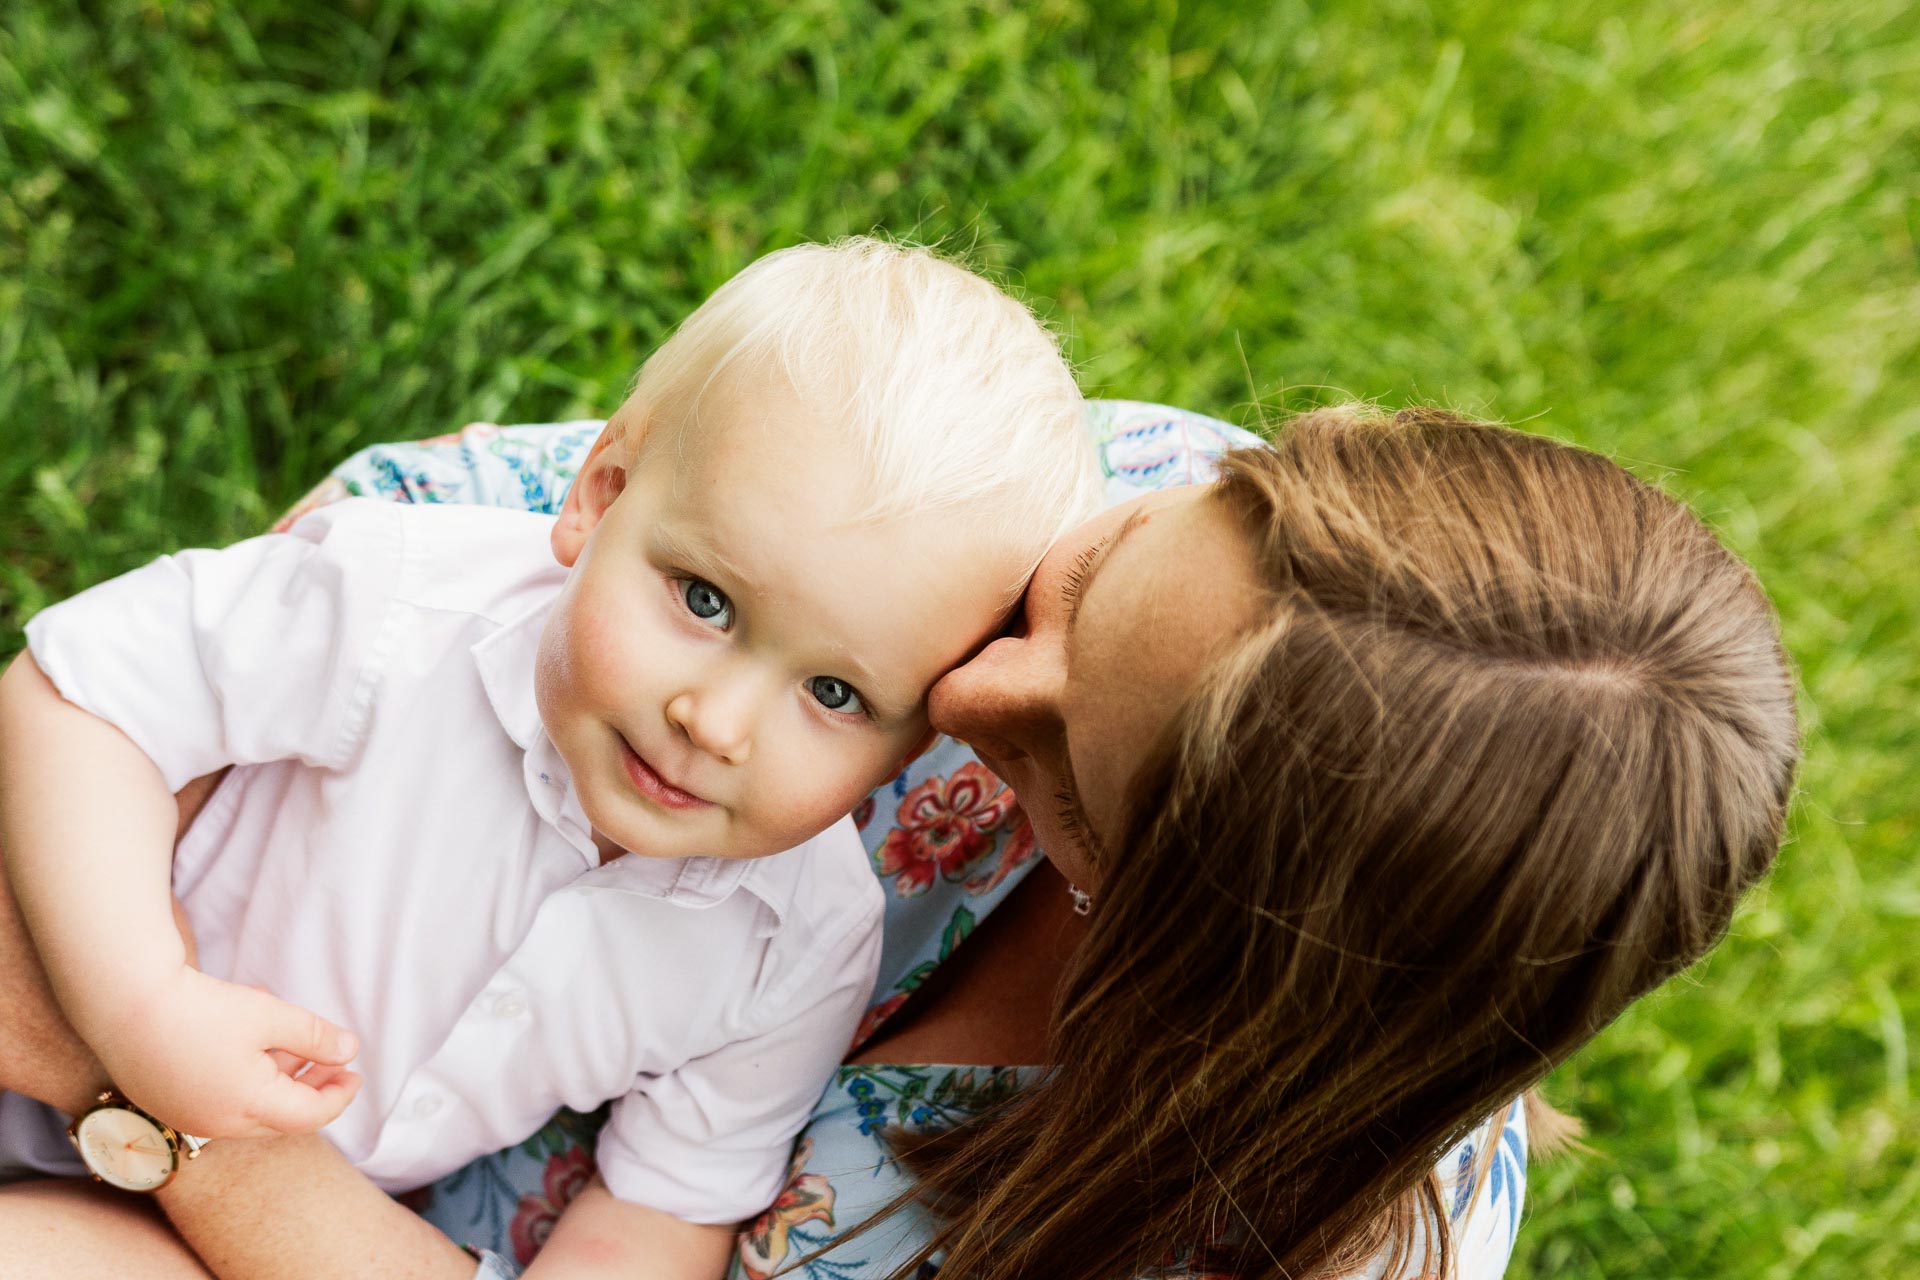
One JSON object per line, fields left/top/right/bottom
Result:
{"left": 471, "top": 595, "right": 796, "bottom": 935}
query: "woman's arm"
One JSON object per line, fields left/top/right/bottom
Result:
{"left": 154, "top": 1135, "right": 477, "bottom": 1280}
{"left": 0, "top": 959, "right": 471, "bottom": 1280}
{"left": 0, "top": 1141, "right": 479, "bottom": 1280}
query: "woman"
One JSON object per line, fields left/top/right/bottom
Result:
{"left": 0, "top": 401, "right": 1796, "bottom": 1279}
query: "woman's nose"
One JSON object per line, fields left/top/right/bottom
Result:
{"left": 666, "top": 670, "right": 760, "bottom": 765}
{"left": 927, "top": 632, "right": 1064, "bottom": 762}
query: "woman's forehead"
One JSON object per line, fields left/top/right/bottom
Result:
{"left": 1065, "top": 492, "right": 1265, "bottom": 847}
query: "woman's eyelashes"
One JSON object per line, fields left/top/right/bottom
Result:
{"left": 1058, "top": 532, "right": 1115, "bottom": 619}
{"left": 1052, "top": 783, "right": 1095, "bottom": 851}
{"left": 680, "top": 577, "right": 734, "bottom": 629}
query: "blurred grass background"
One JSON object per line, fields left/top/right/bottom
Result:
{"left": 2, "top": 0, "right": 1915, "bottom": 1273}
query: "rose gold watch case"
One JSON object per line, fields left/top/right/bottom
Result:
{"left": 66, "top": 1090, "right": 198, "bottom": 1193}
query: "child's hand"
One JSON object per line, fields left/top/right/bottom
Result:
{"left": 92, "top": 966, "right": 362, "bottom": 1139}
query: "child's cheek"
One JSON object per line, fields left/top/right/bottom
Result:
{"left": 564, "top": 576, "right": 652, "bottom": 702}
{"left": 532, "top": 592, "right": 582, "bottom": 727}
{"left": 535, "top": 575, "right": 638, "bottom": 735}
{"left": 751, "top": 738, "right": 907, "bottom": 854}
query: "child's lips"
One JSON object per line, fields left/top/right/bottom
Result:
{"left": 618, "top": 736, "right": 713, "bottom": 811}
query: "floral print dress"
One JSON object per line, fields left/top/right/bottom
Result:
{"left": 282, "top": 402, "right": 1526, "bottom": 1280}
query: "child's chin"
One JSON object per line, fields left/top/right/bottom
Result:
{"left": 600, "top": 819, "right": 705, "bottom": 862}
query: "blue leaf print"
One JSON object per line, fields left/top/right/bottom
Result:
{"left": 1449, "top": 1141, "right": 1477, "bottom": 1221}
{"left": 1491, "top": 1105, "right": 1528, "bottom": 1240}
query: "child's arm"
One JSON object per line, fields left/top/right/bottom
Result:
{"left": 0, "top": 649, "right": 360, "bottom": 1137}
{"left": 524, "top": 1180, "right": 734, "bottom": 1280}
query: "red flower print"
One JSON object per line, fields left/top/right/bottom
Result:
{"left": 852, "top": 795, "right": 876, "bottom": 830}
{"left": 509, "top": 1146, "right": 597, "bottom": 1264}
{"left": 737, "top": 1138, "right": 835, "bottom": 1280}
{"left": 963, "top": 808, "right": 1041, "bottom": 895}
{"left": 850, "top": 990, "right": 911, "bottom": 1052}
{"left": 871, "top": 763, "right": 1018, "bottom": 897}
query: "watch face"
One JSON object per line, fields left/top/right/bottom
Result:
{"left": 73, "top": 1107, "right": 176, "bottom": 1192}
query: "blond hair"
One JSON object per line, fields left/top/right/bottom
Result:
{"left": 870, "top": 405, "right": 1798, "bottom": 1279}
{"left": 612, "top": 237, "right": 1100, "bottom": 576}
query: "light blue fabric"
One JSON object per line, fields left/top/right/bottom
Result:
{"left": 292, "top": 401, "right": 1525, "bottom": 1278}
{"left": 467, "top": 1248, "right": 522, "bottom": 1280}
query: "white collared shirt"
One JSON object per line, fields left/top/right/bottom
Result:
{"left": 24, "top": 498, "right": 884, "bottom": 1223}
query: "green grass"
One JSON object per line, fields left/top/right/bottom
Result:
{"left": 3, "top": 1, "right": 1916, "bottom": 1274}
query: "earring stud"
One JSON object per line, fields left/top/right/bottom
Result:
{"left": 1068, "top": 884, "right": 1093, "bottom": 916}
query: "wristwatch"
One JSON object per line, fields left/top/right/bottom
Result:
{"left": 66, "top": 1091, "right": 210, "bottom": 1192}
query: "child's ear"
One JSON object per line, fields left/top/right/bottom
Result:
{"left": 552, "top": 425, "right": 631, "bottom": 567}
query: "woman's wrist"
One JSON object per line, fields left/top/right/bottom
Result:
{"left": 3, "top": 1032, "right": 110, "bottom": 1117}
{"left": 156, "top": 1132, "right": 480, "bottom": 1280}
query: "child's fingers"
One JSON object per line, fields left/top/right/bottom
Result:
{"left": 254, "top": 992, "right": 358, "bottom": 1066}
{"left": 247, "top": 1067, "right": 362, "bottom": 1136}
{"left": 265, "top": 1049, "right": 354, "bottom": 1093}
{"left": 290, "top": 1061, "right": 356, "bottom": 1092}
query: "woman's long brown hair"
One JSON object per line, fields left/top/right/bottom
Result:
{"left": 860, "top": 405, "right": 1799, "bottom": 1279}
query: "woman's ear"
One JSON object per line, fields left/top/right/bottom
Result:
{"left": 552, "top": 424, "right": 632, "bottom": 567}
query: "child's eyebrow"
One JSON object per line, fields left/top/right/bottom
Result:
{"left": 818, "top": 647, "right": 917, "bottom": 722}
{"left": 650, "top": 523, "right": 761, "bottom": 593}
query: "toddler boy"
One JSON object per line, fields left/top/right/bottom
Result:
{"left": 0, "top": 239, "right": 1100, "bottom": 1276}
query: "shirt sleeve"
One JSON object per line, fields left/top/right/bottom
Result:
{"left": 1440, "top": 1097, "right": 1528, "bottom": 1280}
{"left": 21, "top": 499, "right": 409, "bottom": 793}
{"left": 1356, "top": 1097, "right": 1528, "bottom": 1280}
{"left": 595, "top": 906, "right": 884, "bottom": 1225}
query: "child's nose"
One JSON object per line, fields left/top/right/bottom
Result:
{"left": 666, "top": 676, "right": 758, "bottom": 765}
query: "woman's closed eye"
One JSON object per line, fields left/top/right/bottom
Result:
{"left": 807, "top": 675, "right": 867, "bottom": 718}
{"left": 680, "top": 578, "right": 734, "bottom": 630}
{"left": 1053, "top": 781, "right": 1101, "bottom": 859}
{"left": 1058, "top": 510, "right": 1151, "bottom": 628}
{"left": 1059, "top": 532, "right": 1116, "bottom": 621}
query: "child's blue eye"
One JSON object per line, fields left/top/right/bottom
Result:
{"left": 683, "top": 579, "right": 733, "bottom": 629}
{"left": 808, "top": 676, "right": 864, "bottom": 715}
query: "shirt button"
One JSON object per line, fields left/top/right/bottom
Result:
{"left": 492, "top": 993, "right": 528, "bottom": 1019}
{"left": 411, "top": 1093, "right": 444, "bottom": 1120}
